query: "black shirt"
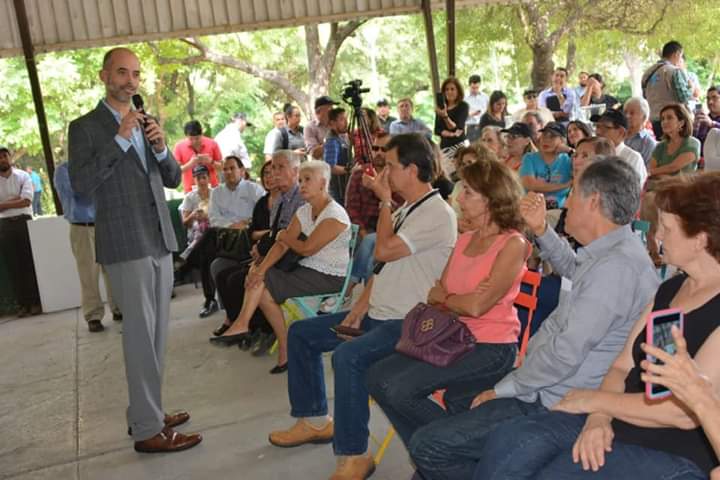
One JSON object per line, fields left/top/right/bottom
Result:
{"left": 612, "top": 274, "right": 720, "bottom": 474}
{"left": 378, "top": 115, "right": 396, "bottom": 132}
{"left": 435, "top": 101, "right": 470, "bottom": 149}
{"left": 478, "top": 112, "right": 506, "bottom": 131}
{"left": 249, "top": 193, "right": 272, "bottom": 237}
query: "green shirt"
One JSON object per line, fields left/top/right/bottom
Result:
{"left": 653, "top": 136, "right": 700, "bottom": 173}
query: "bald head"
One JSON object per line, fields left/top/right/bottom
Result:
{"left": 100, "top": 47, "right": 141, "bottom": 106}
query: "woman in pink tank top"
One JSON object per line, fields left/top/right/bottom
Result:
{"left": 367, "top": 159, "right": 530, "bottom": 450}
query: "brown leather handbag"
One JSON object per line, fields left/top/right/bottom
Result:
{"left": 395, "top": 303, "right": 476, "bottom": 367}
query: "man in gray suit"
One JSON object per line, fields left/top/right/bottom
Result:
{"left": 68, "top": 47, "right": 202, "bottom": 453}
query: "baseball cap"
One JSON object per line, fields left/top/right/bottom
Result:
{"left": 192, "top": 164, "right": 210, "bottom": 177}
{"left": 376, "top": 98, "right": 390, "bottom": 107}
{"left": 314, "top": 96, "right": 339, "bottom": 109}
{"left": 232, "top": 112, "right": 254, "bottom": 127}
{"left": 539, "top": 121, "right": 567, "bottom": 138}
{"left": 501, "top": 123, "right": 532, "bottom": 138}
{"left": 596, "top": 109, "right": 628, "bottom": 130}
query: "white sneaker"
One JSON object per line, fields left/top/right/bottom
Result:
{"left": 319, "top": 297, "right": 338, "bottom": 313}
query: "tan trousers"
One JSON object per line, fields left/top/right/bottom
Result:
{"left": 69, "top": 224, "right": 118, "bottom": 321}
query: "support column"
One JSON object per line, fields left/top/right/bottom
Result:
{"left": 422, "top": 0, "right": 440, "bottom": 95}
{"left": 13, "top": 0, "right": 62, "bottom": 214}
{"left": 446, "top": 0, "right": 456, "bottom": 78}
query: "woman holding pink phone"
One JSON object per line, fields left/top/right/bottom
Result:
{"left": 642, "top": 327, "right": 720, "bottom": 480}
{"left": 471, "top": 172, "right": 720, "bottom": 479}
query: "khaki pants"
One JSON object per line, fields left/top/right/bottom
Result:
{"left": 69, "top": 224, "right": 118, "bottom": 321}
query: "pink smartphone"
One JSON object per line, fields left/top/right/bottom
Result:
{"left": 645, "top": 308, "right": 684, "bottom": 400}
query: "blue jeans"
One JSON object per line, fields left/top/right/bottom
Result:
{"left": 366, "top": 343, "right": 516, "bottom": 447}
{"left": 286, "top": 311, "right": 403, "bottom": 455}
{"left": 474, "top": 411, "right": 707, "bottom": 480}
{"left": 351, "top": 233, "right": 376, "bottom": 284}
{"left": 408, "top": 397, "right": 547, "bottom": 480}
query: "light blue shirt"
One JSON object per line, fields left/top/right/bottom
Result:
{"left": 389, "top": 118, "right": 432, "bottom": 138}
{"left": 625, "top": 130, "right": 658, "bottom": 166}
{"left": 53, "top": 162, "right": 95, "bottom": 223}
{"left": 519, "top": 151, "right": 572, "bottom": 208}
{"left": 102, "top": 100, "right": 167, "bottom": 171}
{"left": 30, "top": 171, "right": 42, "bottom": 192}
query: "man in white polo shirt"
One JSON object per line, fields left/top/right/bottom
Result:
{"left": 594, "top": 109, "right": 648, "bottom": 187}
{"left": 0, "top": 146, "right": 41, "bottom": 317}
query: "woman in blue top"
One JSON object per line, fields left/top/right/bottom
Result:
{"left": 519, "top": 121, "right": 573, "bottom": 209}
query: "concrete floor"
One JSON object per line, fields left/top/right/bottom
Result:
{"left": 0, "top": 284, "right": 413, "bottom": 480}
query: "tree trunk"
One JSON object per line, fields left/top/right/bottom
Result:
{"left": 622, "top": 50, "right": 644, "bottom": 98}
{"left": 565, "top": 34, "right": 577, "bottom": 76}
{"left": 531, "top": 42, "right": 555, "bottom": 90}
{"left": 185, "top": 76, "right": 195, "bottom": 118}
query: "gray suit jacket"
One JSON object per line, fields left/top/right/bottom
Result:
{"left": 68, "top": 101, "right": 181, "bottom": 265}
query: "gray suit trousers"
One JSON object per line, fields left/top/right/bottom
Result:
{"left": 105, "top": 253, "right": 173, "bottom": 441}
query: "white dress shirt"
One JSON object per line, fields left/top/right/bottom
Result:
{"left": 214, "top": 124, "right": 251, "bottom": 168}
{"left": 616, "top": 142, "right": 648, "bottom": 187}
{"left": 0, "top": 167, "right": 34, "bottom": 218}
{"left": 464, "top": 92, "right": 489, "bottom": 126}
{"left": 208, "top": 180, "right": 265, "bottom": 228}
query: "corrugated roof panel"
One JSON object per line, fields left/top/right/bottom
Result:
{"left": 0, "top": 0, "right": 497, "bottom": 58}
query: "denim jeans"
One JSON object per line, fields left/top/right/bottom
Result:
{"left": 474, "top": 411, "right": 707, "bottom": 480}
{"left": 350, "top": 233, "right": 376, "bottom": 284}
{"left": 286, "top": 311, "right": 403, "bottom": 455}
{"left": 408, "top": 397, "right": 547, "bottom": 480}
{"left": 366, "top": 343, "right": 516, "bottom": 447}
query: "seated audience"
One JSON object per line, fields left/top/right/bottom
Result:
{"left": 210, "top": 150, "right": 304, "bottom": 338}
{"left": 624, "top": 96, "right": 658, "bottom": 165}
{"left": 539, "top": 67, "right": 580, "bottom": 124}
{"left": 693, "top": 85, "right": 720, "bottom": 151}
{"left": 474, "top": 172, "right": 720, "bottom": 480}
{"left": 571, "top": 137, "right": 616, "bottom": 179}
{"left": 594, "top": 109, "right": 648, "bottom": 187}
{"left": 479, "top": 125, "right": 505, "bottom": 158}
{"left": 179, "top": 165, "right": 212, "bottom": 260}
{"left": 642, "top": 328, "right": 720, "bottom": 480}
{"left": 642, "top": 103, "right": 700, "bottom": 264}
{"left": 448, "top": 144, "right": 494, "bottom": 225}
{"left": 174, "top": 120, "right": 222, "bottom": 193}
{"left": 478, "top": 90, "right": 508, "bottom": 131}
{"left": 580, "top": 73, "right": 620, "bottom": 110}
{"left": 267, "top": 133, "right": 456, "bottom": 480}
{"left": 521, "top": 110, "right": 546, "bottom": 146}
{"left": 211, "top": 160, "right": 351, "bottom": 375}
{"left": 179, "top": 156, "right": 265, "bottom": 318}
{"left": 513, "top": 89, "right": 555, "bottom": 125}
{"left": 408, "top": 159, "right": 658, "bottom": 480}
{"left": 566, "top": 120, "right": 593, "bottom": 150}
{"left": 324, "top": 107, "right": 350, "bottom": 204}
{"left": 502, "top": 122, "right": 536, "bottom": 171}
{"left": 366, "top": 158, "right": 530, "bottom": 450}
{"left": 519, "top": 122, "right": 573, "bottom": 209}
{"left": 389, "top": 97, "right": 432, "bottom": 138}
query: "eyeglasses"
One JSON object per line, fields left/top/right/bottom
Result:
{"left": 371, "top": 145, "right": 385, "bottom": 152}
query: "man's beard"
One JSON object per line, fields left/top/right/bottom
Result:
{"left": 0, "top": 163, "right": 10, "bottom": 172}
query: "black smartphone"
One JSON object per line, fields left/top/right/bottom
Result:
{"left": 330, "top": 325, "right": 364, "bottom": 337}
{"left": 436, "top": 92, "right": 445, "bottom": 109}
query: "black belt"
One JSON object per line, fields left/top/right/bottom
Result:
{"left": 0, "top": 214, "right": 31, "bottom": 223}
{"left": 71, "top": 222, "right": 95, "bottom": 226}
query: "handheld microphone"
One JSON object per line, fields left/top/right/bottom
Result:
{"left": 131, "top": 94, "right": 159, "bottom": 145}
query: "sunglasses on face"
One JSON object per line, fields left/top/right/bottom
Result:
{"left": 371, "top": 145, "right": 385, "bottom": 152}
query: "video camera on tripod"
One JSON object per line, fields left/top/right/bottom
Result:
{"left": 340, "top": 79, "right": 374, "bottom": 172}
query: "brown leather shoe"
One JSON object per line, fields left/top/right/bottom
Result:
{"left": 134, "top": 426, "right": 202, "bottom": 453}
{"left": 268, "top": 418, "right": 333, "bottom": 448}
{"left": 330, "top": 453, "right": 376, "bottom": 480}
{"left": 128, "top": 411, "right": 190, "bottom": 436}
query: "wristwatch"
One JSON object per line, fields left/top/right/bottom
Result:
{"left": 379, "top": 200, "right": 393, "bottom": 210}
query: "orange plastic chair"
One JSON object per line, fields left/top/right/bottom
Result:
{"left": 514, "top": 269, "right": 542, "bottom": 366}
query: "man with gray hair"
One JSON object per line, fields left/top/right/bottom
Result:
{"left": 408, "top": 159, "right": 659, "bottom": 480}
{"left": 624, "top": 96, "right": 657, "bottom": 165}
